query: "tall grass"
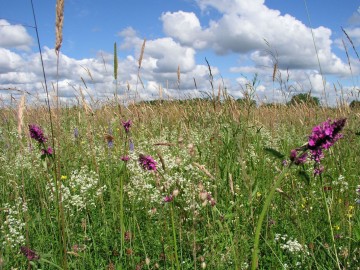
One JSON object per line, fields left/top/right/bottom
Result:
{"left": 0, "top": 98, "right": 359, "bottom": 269}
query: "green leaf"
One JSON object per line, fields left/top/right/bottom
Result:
{"left": 263, "top": 147, "right": 285, "bottom": 159}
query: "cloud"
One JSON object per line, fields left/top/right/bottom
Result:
{"left": 161, "top": 0, "right": 351, "bottom": 76}
{"left": 1, "top": 3, "right": 358, "bottom": 106}
{"left": 0, "top": 48, "right": 24, "bottom": 73}
{"left": 0, "top": 19, "right": 33, "bottom": 51}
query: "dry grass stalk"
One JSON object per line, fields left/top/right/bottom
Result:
{"left": 341, "top": 27, "right": 360, "bottom": 62}
{"left": 17, "top": 95, "right": 26, "bottom": 138}
{"left": 55, "top": 0, "right": 64, "bottom": 54}
{"left": 138, "top": 38, "right": 146, "bottom": 69}
{"left": 177, "top": 65, "right": 181, "bottom": 89}
{"left": 272, "top": 63, "right": 277, "bottom": 82}
{"left": 193, "top": 162, "right": 215, "bottom": 180}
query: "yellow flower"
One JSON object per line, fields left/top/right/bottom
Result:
{"left": 256, "top": 192, "right": 262, "bottom": 198}
{"left": 347, "top": 205, "right": 354, "bottom": 218}
{"left": 61, "top": 175, "right": 67, "bottom": 181}
{"left": 334, "top": 225, "right": 340, "bottom": 231}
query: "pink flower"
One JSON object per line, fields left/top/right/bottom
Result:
{"left": 122, "top": 120, "right": 132, "bottom": 133}
{"left": 138, "top": 154, "right": 157, "bottom": 171}
{"left": 20, "top": 246, "right": 40, "bottom": 261}
{"left": 163, "top": 195, "right": 173, "bottom": 203}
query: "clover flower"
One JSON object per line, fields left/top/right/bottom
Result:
{"left": 20, "top": 246, "right": 40, "bottom": 261}
{"left": 121, "top": 155, "right": 130, "bottom": 162}
{"left": 138, "top": 154, "right": 157, "bottom": 171}
{"left": 122, "top": 120, "right": 132, "bottom": 133}
{"left": 29, "top": 124, "right": 47, "bottom": 143}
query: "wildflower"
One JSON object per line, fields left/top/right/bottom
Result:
{"left": 29, "top": 124, "right": 47, "bottom": 143}
{"left": 129, "top": 139, "right": 134, "bottom": 152}
{"left": 138, "top": 154, "right": 157, "bottom": 171}
{"left": 290, "top": 118, "right": 346, "bottom": 175}
{"left": 74, "top": 127, "right": 79, "bottom": 139}
{"left": 61, "top": 175, "right": 67, "bottom": 181}
{"left": 313, "top": 165, "right": 324, "bottom": 176}
{"left": 121, "top": 155, "right": 130, "bottom": 162}
{"left": 20, "top": 246, "right": 40, "bottom": 261}
{"left": 41, "top": 147, "right": 53, "bottom": 156}
{"left": 289, "top": 149, "right": 308, "bottom": 165}
{"left": 163, "top": 195, "right": 173, "bottom": 203}
{"left": 104, "top": 133, "right": 114, "bottom": 148}
{"left": 122, "top": 120, "right": 132, "bottom": 133}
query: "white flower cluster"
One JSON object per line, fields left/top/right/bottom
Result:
{"left": 275, "top": 233, "right": 309, "bottom": 255}
{"left": 124, "top": 129, "right": 213, "bottom": 213}
{"left": 1, "top": 197, "right": 27, "bottom": 249}
{"left": 46, "top": 166, "right": 106, "bottom": 215}
{"left": 356, "top": 185, "right": 360, "bottom": 204}
{"left": 333, "top": 175, "right": 349, "bottom": 193}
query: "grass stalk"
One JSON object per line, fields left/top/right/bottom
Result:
{"left": 251, "top": 164, "right": 291, "bottom": 270}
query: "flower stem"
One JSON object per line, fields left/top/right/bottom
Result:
{"left": 251, "top": 166, "right": 290, "bottom": 270}
{"left": 170, "top": 202, "right": 180, "bottom": 270}
{"left": 320, "top": 176, "right": 341, "bottom": 270}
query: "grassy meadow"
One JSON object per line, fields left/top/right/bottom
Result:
{"left": 0, "top": 98, "right": 360, "bottom": 269}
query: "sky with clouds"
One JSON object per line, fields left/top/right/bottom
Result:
{"left": 1, "top": 0, "right": 360, "bottom": 106}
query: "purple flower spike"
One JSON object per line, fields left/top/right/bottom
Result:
{"left": 29, "top": 124, "right": 47, "bottom": 143}
{"left": 20, "top": 246, "right": 40, "bottom": 261}
{"left": 138, "top": 154, "right": 157, "bottom": 171}
{"left": 308, "top": 118, "right": 346, "bottom": 153}
{"left": 289, "top": 118, "right": 346, "bottom": 176}
{"left": 122, "top": 120, "right": 132, "bottom": 133}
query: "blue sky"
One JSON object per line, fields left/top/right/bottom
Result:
{"left": 1, "top": 0, "right": 360, "bottom": 105}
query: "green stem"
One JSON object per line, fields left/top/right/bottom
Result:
{"left": 251, "top": 165, "right": 290, "bottom": 270}
{"left": 170, "top": 202, "right": 180, "bottom": 270}
{"left": 119, "top": 164, "right": 125, "bottom": 257}
{"left": 320, "top": 176, "right": 341, "bottom": 270}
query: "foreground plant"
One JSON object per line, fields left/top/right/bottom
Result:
{"left": 251, "top": 118, "right": 347, "bottom": 270}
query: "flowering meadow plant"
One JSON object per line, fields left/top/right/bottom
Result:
{"left": 1, "top": 99, "right": 359, "bottom": 270}
{"left": 28, "top": 124, "right": 53, "bottom": 159}
{"left": 289, "top": 118, "right": 346, "bottom": 175}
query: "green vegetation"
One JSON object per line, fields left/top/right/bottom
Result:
{"left": 288, "top": 93, "right": 320, "bottom": 107}
{"left": 0, "top": 100, "right": 359, "bottom": 269}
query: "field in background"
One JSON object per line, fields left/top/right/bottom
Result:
{"left": 0, "top": 98, "right": 360, "bottom": 269}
